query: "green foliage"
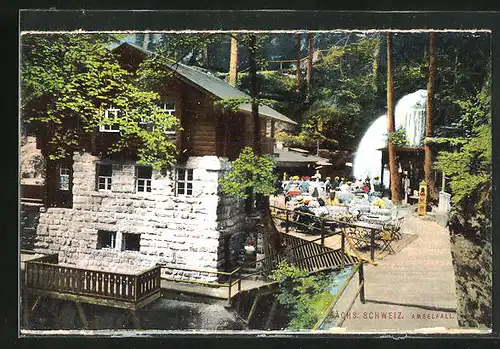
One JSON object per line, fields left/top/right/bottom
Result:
{"left": 219, "top": 147, "right": 277, "bottom": 199}
{"left": 434, "top": 86, "right": 491, "bottom": 241}
{"left": 214, "top": 97, "right": 278, "bottom": 114}
{"left": 21, "top": 34, "right": 180, "bottom": 170}
{"left": 308, "top": 37, "right": 384, "bottom": 150}
{"left": 387, "top": 127, "right": 410, "bottom": 147}
{"left": 269, "top": 261, "right": 334, "bottom": 330}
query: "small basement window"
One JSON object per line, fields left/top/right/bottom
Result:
{"left": 99, "top": 108, "right": 121, "bottom": 132}
{"left": 59, "top": 166, "right": 70, "bottom": 191}
{"left": 123, "top": 233, "right": 141, "bottom": 251}
{"left": 176, "top": 168, "right": 193, "bottom": 196}
{"left": 97, "top": 230, "right": 116, "bottom": 249}
{"left": 97, "top": 164, "right": 112, "bottom": 191}
{"left": 136, "top": 166, "right": 152, "bottom": 193}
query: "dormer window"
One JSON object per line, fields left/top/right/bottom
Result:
{"left": 99, "top": 108, "right": 121, "bottom": 132}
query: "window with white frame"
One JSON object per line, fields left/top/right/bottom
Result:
{"left": 59, "top": 166, "right": 70, "bottom": 191}
{"left": 136, "top": 166, "right": 152, "bottom": 193}
{"left": 162, "top": 101, "right": 176, "bottom": 135}
{"left": 176, "top": 168, "right": 193, "bottom": 196}
{"left": 99, "top": 108, "right": 121, "bottom": 132}
{"left": 140, "top": 101, "right": 176, "bottom": 134}
{"left": 97, "top": 164, "right": 112, "bottom": 191}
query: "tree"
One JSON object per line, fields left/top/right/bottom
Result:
{"left": 21, "top": 34, "right": 180, "bottom": 170}
{"left": 424, "top": 32, "right": 438, "bottom": 202}
{"left": 386, "top": 33, "right": 401, "bottom": 203}
{"left": 306, "top": 32, "right": 314, "bottom": 95}
{"left": 228, "top": 34, "right": 238, "bottom": 86}
{"left": 295, "top": 33, "right": 302, "bottom": 91}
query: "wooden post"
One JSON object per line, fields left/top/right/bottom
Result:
{"left": 227, "top": 273, "right": 232, "bottom": 301}
{"left": 341, "top": 231, "right": 345, "bottom": 271}
{"left": 238, "top": 268, "right": 242, "bottom": 293}
{"left": 285, "top": 210, "right": 290, "bottom": 234}
{"left": 247, "top": 295, "right": 261, "bottom": 324}
{"left": 359, "top": 263, "right": 366, "bottom": 304}
{"left": 320, "top": 219, "right": 325, "bottom": 247}
{"left": 129, "top": 310, "right": 141, "bottom": 329}
{"left": 75, "top": 302, "right": 89, "bottom": 329}
{"left": 264, "top": 298, "right": 279, "bottom": 330}
{"left": 370, "top": 230, "right": 375, "bottom": 262}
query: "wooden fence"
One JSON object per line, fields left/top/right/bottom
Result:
{"left": 24, "top": 261, "right": 161, "bottom": 303}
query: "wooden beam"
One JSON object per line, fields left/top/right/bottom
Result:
{"left": 75, "top": 302, "right": 89, "bottom": 329}
{"left": 246, "top": 295, "right": 261, "bottom": 324}
{"left": 264, "top": 298, "right": 279, "bottom": 330}
{"left": 129, "top": 310, "right": 141, "bottom": 329}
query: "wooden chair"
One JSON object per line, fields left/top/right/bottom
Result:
{"left": 379, "top": 230, "right": 396, "bottom": 254}
{"left": 378, "top": 216, "right": 405, "bottom": 254}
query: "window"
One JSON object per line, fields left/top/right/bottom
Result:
{"left": 123, "top": 233, "right": 140, "bottom": 251}
{"left": 136, "top": 166, "right": 152, "bottom": 193}
{"left": 99, "top": 108, "right": 121, "bottom": 132}
{"left": 176, "top": 168, "right": 193, "bottom": 196}
{"left": 97, "top": 230, "right": 116, "bottom": 249}
{"left": 59, "top": 166, "right": 70, "bottom": 191}
{"left": 162, "top": 101, "right": 176, "bottom": 135}
{"left": 97, "top": 164, "right": 112, "bottom": 191}
{"left": 140, "top": 101, "right": 176, "bottom": 134}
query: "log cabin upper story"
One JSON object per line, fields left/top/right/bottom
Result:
{"left": 30, "top": 42, "right": 296, "bottom": 208}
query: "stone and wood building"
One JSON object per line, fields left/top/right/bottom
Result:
{"left": 21, "top": 42, "right": 296, "bottom": 281}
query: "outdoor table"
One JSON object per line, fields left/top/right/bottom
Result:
{"left": 360, "top": 214, "right": 392, "bottom": 226}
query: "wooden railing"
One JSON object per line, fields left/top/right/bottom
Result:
{"left": 24, "top": 262, "right": 161, "bottom": 303}
{"left": 312, "top": 261, "right": 366, "bottom": 330}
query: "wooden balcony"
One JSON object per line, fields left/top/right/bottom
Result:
{"left": 24, "top": 261, "right": 161, "bottom": 310}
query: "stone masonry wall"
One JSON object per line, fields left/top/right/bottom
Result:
{"left": 34, "top": 152, "right": 247, "bottom": 281}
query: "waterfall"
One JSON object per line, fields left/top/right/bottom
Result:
{"left": 352, "top": 90, "right": 427, "bottom": 183}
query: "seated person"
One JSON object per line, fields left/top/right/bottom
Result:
{"left": 312, "top": 198, "right": 329, "bottom": 218}
{"left": 293, "top": 197, "right": 317, "bottom": 227}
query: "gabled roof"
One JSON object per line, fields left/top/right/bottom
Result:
{"left": 113, "top": 42, "right": 297, "bottom": 125}
{"left": 273, "top": 147, "right": 331, "bottom": 165}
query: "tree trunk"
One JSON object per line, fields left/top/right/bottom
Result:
{"left": 248, "top": 34, "right": 261, "bottom": 156}
{"left": 229, "top": 35, "right": 238, "bottom": 86}
{"left": 295, "top": 33, "right": 301, "bottom": 91}
{"left": 306, "top": 33, "right": 314, "bottom": 95}
{"left": 386, "top": 33, "right": 401, "bottom": 204}
{"left": 372, "top": 34, "right": 380, "bottom": 92}
{"left": 425, "top": 32, "right": 438, "bottom": 202}
{"left": 142, "top": 33, "right": 150, "bottom": 50}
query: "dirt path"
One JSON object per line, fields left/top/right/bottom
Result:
{"left": 339, "top": 209, "right": 459, "bottom": 332}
